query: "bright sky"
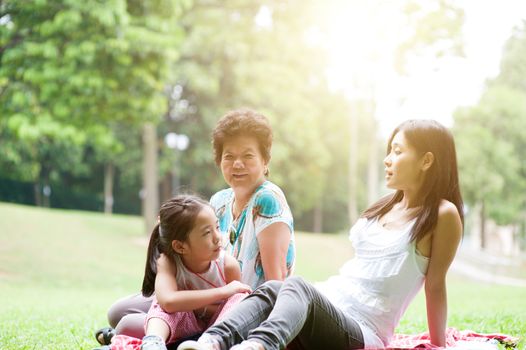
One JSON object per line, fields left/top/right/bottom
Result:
{"left": 325, "top": 0, "right": 526, "bottom": 137}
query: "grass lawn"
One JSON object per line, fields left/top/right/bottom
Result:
{"left": 0, "top": 202, "right": 524, "bottom": 349}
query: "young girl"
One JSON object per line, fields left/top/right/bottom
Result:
{"left": 139, "top": 195, "right": 252, "bottom": 350}
{"left": 177, "top": 119, "right": 464, "bottom": 350}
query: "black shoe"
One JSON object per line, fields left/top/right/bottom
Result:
{"left": 95, "top": 327, "right": 116, "bottom": 345}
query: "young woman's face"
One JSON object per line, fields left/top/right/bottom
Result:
{"left": 182, "top": 205, "right": 222, "bottom": 263}
{"left": 384, "top": 131, "right": 426, "bottom": 191}
{"left": 220, "top": 135, "right": 268, "bottom": 195}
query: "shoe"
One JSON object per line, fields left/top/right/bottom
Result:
{"left": 230, "top": 341, "right": 263, "bottom": 350}
{"left": 176, "top": 340, "right": 215, "bottom": 350}
{"left": 95, "top": 327, "right": 116, "bottom": 345}
{"left": 141, "top": 335, "right": 167, "bottom": 350}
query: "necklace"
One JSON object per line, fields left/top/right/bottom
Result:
{"left": 230, "top": 197, "right": 249, "bottom": 245}
{"left": 229, "top": 221, "right": 239, "bottom": 245}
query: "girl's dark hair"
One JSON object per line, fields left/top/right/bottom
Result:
{"left": 212, "top": 108, "right": 273, "bottom": 170}
{"left": 362, "top": 119, "right": 464, "bottom": 242}
{"left": 141, "top": 194, "right": 210, "bottom": 297}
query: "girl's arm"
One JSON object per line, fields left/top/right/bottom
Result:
{"left": 257, "top": 222, "right": 291, "bottom": 281}
{"left": 155, "top": 254, "right": 251, "bottom": 313}
{"left": 194, "top": 254, "right": 251, "bottom": 320}
{"left": 424, "top": 200, "right": 462, "bottom": 347}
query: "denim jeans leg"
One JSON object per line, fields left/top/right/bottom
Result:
{"left": 204, "top": 280, "right": 283, "bottom": 350}
{"left": 247, "top": 276, "right": 364, "bottom": 350}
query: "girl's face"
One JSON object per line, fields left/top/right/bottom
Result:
{"left": 384, "top": 131, "right": 426, "bottom": 191}
{"left": 220, "top": 135, "right": 268, "bottom": 195}
{"left": 179, "top": 205, "right": 222, "bottom": 264}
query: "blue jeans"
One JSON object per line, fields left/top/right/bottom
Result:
{"left": 204, "top": 276, "right": 364, "bottom": 350}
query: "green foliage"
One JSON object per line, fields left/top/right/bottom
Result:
{"left": 495, "top": 20, "right": 526, "bottom": 93}
{"left": 0, "top": 0, "right": 466, "bottom": 231}
{"left": 164, "top": 0, "right": 338, "bottom": 217}
{"left": 454, "top": 21, "right": 526, "bottom": 227}
{"left": 396, "top": 0, "right": 465, "bottom": 74}
{"left": 0, "top": 0, "right": 186, "bottom": 207}
{"left": 454, "top": 91, "right": 525, "bottom": 224}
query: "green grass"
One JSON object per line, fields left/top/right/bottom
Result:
{"left": 0, "top": 202, "right": 524, "bottom": 349}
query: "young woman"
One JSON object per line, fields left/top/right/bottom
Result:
{"left": 177, "top": 119, "right": 464, "bottom": 350}
{"left": 95, "top": 109, "right": 295, "bottom": 346}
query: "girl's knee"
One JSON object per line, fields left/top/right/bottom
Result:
{"left": 115, "top": 313, "right": 147, "bottom": 338}
{"left": 107, "top": 303, "right": 125, "bottom": 328}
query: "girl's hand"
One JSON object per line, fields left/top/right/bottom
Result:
{"left": 222, "top": 280, "right": 252, "bottom": 297}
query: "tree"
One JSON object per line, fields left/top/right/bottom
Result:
{"left": 0, "top": 0, "right": 466, "bottom": 234}
{"left": 454, "top": 21, "right": 526, "bottom": 250}
{"left": 494, "top": 20, "right": 526, "bottom": 93}
{"left": 0, "top": 0, "right": 187, "bottom": 231}
{"left": 342, "top": 0, "right": 464, "bottom": 223}
{"left": 167, "top": 0, "right": 335, "bottom": 220}
{"left": 454, "top": 85, "right": 526, "bottom": 248}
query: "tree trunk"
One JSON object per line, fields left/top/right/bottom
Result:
{"left": 313, "top": 201, "right": 323, "bottom": 233}
{"left": 479, "top": 201, "right": 486, "bottom": 250}
{"left": 142, "top": 123, "right": 159, "bottom": 235}
{"left": 34, "top": 183, "right": 42, "bottom": 207}
{"left": 40, "top": 165, "right": 51, "bottom": 208}
{"left": 104, "top": 162, "right": 114, "bottom": 214}
{"left": 160, "top": 172, "right": 172, "bottom": 203}
{"left": 367, "top": 123, "right": 379, "bottom": 205}
{"left": 348, "top": 104, "right": 359, "bottom": 225}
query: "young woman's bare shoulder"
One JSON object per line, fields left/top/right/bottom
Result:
{"left": 438, "top": 199, "right": 460, "bottom": 218}
{"left": 435, "top": 199, "right": 462, "bottom": 238}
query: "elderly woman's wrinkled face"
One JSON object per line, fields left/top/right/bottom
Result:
{"left": 220, "top": 135, "right": 268, "bottom": 195}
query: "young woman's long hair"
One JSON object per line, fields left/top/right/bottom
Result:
{"left": 141, "top": 195, "right": 210, "bottom": 297}
{"left": 363, "top": 119, "right": 464, "bottom": 242}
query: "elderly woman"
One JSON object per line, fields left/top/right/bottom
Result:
{"left": 95, "top": 109, "right": 295, "bottom": 346}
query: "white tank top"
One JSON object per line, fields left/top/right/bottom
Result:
{"left": 174, "top": 250, "right": 228, "bottom": 293}
{"left": 316, "top": 218, "right": 429, "bottom": 348}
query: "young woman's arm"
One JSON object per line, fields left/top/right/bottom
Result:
{"left": 258, "top": 222, "right": 291, "bottom": 281}
{"left": 155, "top": 254, "right": 251, "bottom": 313}
{"left": 424, "top": 200, "right": 462, "bottom": 346}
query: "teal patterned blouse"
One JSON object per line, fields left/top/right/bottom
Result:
{"left": 210, "top": 180, "right": 295, "bottom": 289}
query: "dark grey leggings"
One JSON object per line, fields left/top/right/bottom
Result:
{"left": 204, "top": 276, "right": 364, "bottom": 350}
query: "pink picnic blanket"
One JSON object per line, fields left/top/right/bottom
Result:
{"left": 387, "top": 327, "right": 518, "bottom": 349}
{"left": 109, "top": 328, "right": 519, "bottom": 349}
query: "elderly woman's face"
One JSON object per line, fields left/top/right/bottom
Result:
{"left": 220, "top": 135, "right": 268, "bottom": 195}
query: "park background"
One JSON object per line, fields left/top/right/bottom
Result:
{"left": 1, "top": 0, "right": 525, "bottom": 349}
